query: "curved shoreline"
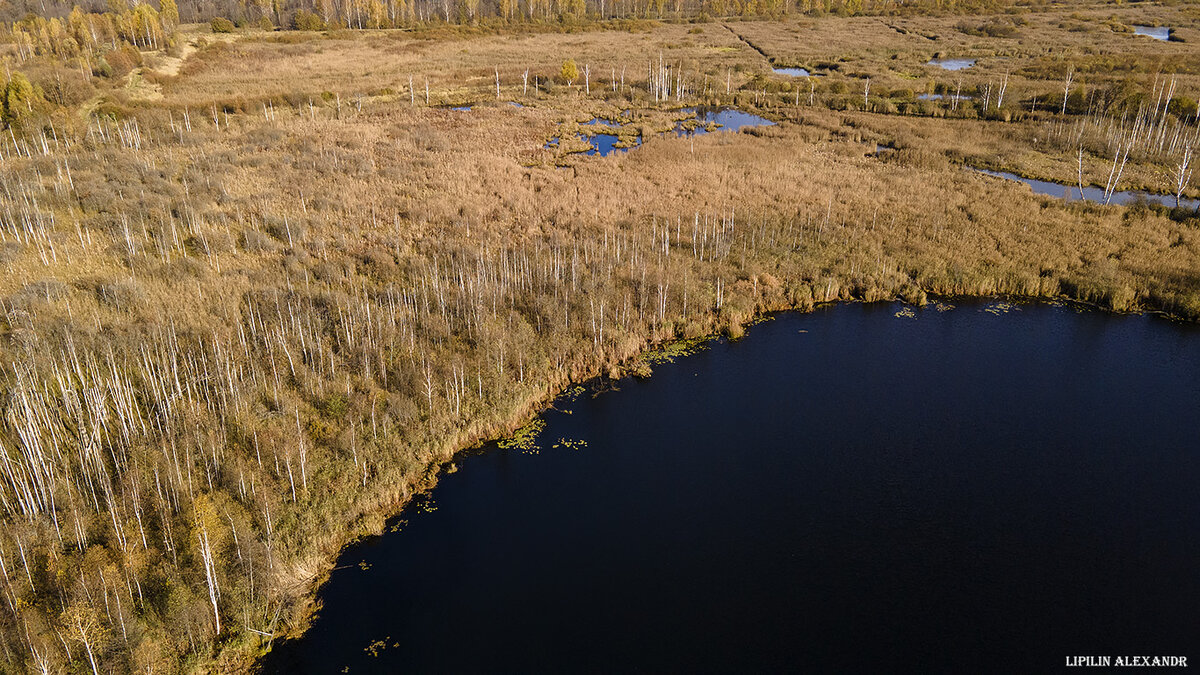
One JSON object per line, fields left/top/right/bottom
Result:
{"left": 250, "top": 290, "right": 1197, "bottom": 670}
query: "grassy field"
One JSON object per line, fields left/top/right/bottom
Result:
{"left": 0, "top": 4, "right": 1197, "bottom": 672}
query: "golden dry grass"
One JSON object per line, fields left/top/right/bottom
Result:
{"left": 0, "top": 9, "right": 1197, "bottom": 673}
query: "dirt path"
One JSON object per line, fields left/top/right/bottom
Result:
{"left": 122, "top": 37, "right": 199, "bottom": 102}
{"left": 154, "top": 37, "right": 199, "bottom": 77}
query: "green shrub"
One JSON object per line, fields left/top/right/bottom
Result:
{"left": 319, "top": 393, "right": 349, "bottom": 418}
{"left": 2, "top": 73, "right": 39, "bottom": 128}
{"left": 1168, "top": 96, "right": 1198, "bottom": 120}
{"left": 211, "top": 17, "right": 235, "bottom": 33}
{"left": 293, "top": 9, "right": 326, "bottom": 30}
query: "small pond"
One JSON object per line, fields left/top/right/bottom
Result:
{"left": 545, "top": 132, "right": 641, "bottom": 157}
{"left": 674, "top": 107, "right": 775, "bottom": 136}
{"left": 918, "top": 93, "right": 973, "bottom": 101}
{"left": 585, "top": 133, "right": 640, "bottom": 156}
{"left": 973, "top": 167, "right": 1199, "bottom": 210}
{"left": 546, "top": 117, "right": 640, "bottom": 157}
{"left": 928, "top": 58, "right": 976, "bottom": 71}
{"left": 1133, "top": 25, "right": 1171, "bottom": 41}
{"left": 548, "top": 110, "right": 773, "bottom": 155}
{"left": 772, "top": 66, "right": 811, "bottom": 77}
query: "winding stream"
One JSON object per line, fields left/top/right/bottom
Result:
{"left": 973, "top": 167, "right": 1200, "bottom": 210}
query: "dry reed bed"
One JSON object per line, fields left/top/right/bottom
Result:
{"left": 0, "top": 15, "right": 1196, "bottom": 674}
{"left": 159, "top": 23, "right": 757, "bottom": 106}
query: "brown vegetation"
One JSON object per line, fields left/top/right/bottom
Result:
{"left": 0, "top": 3, "right": 1195, "bottom": 673}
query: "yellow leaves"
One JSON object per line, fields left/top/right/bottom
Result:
{"left": 561, "top": 59, "right": 579, "bottom": 86}
{"left": 160, "top": 0, "right": 180, "bottom": 31}
{"left": 552, "top": 437, "right": 587, "bottom": 450}
{"left": 192, "top": 493, "right": 229, "bottom": 554}
{"left": 60, "top": 600, "right": 109, "bottom": 645}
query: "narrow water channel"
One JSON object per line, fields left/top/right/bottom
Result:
{"left": 972, "top": 167, "right": 1200, "bottom": 210}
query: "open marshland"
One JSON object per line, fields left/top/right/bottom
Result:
{"left": 0, "top": 0, "right": 1197, "bottom": 671}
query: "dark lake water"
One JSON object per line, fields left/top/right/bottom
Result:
{"left": 260, "top": 301, "right": 1200, "bottom": 674}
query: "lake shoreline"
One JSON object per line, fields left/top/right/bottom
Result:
{"left": 252, "top": 288, "right": 1197, "bottom": 670}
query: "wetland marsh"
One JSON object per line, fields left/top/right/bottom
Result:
{"left": 0, "top": 1, "right": 1198, "bottom": 671}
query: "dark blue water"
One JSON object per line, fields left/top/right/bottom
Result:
{"left": 583, "top": 132, "right": 639, "bottom": 156}
{"left": 260, "top": 301, "right": 1200, "bottom": 674}
{"left": 546, "top": 118, "right": 641, "bottom": 156}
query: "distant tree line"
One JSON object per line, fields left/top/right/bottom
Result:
{"left": 2, "top": 0, "right": 175, "bottom": 60}
{"left": 0, "top": 0, "right": 1062, "bottom": 33}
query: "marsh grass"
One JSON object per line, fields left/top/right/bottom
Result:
{"left": 0, "top": 9, "right": 1196, "bottom": 674}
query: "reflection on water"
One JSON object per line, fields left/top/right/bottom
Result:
{"left": 545, "top": 131, "right": 641, "bottom": 157}
{"left": 972, "top": 167, "right": 1199, "bottom": 210}
{"left": 1134, "top": 25, "right": 1171, "bottom": 41}
{"left": 547, "top": 109, "right": 772, "bottom": 155}
{"left": 773, "top": 66, "right": 810, "bottom": 77}
{"left": 928, "top": 58, "right": 976, "bottom": 70}
{"left": 584, "top": 133, "right": 640, "bottom": 156}
{"left": 674, "top": 107, "right": 775, "bottom": 136}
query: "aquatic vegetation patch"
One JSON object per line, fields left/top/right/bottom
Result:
{"left": 895, "top": 306, "right": 917, "bottom": 319}
{"left": 639, "top": 336, "right": 711, "bottom": 366}
{"left": 498, "top": 417, "right": 546, "bottom": 452}
{"left": 984, "top": 302, "right": 1020, "bottom": 315}
{"left": 363, "top": 637, "right": 399, "bottom": 657}
{"left": 552, "top": 438, "right": 589, "bottom": 451}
